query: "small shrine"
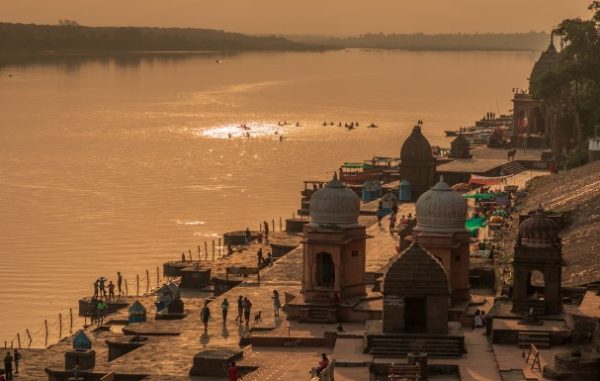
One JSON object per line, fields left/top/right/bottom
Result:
{"left": 365, "top": 242, "right": 464, "bottom": 358}
{"left": 73, "top": 330, "right": 92, "bottom": 350}
{"left": 128, "top": 300, "right": 147, "bottom": 323}
{"left": 448, "top": 133, "right": 472, "bottom": 159}
{"left": 412, "top": 176, "right": 471, "bottom": 303}
{"left": 66, "top": 330, "right": 95, "bottom": 370}
{"left": 512, "top": 207, "right": 563, "bottom": 316}
{"left": 383, "top": 243, "right": 450, "bottom": 334}
{"left": 286, "top": 173, "right": 373, "bottom": 323}
{"left": 399, "top": 123, "right": 437, "bottom": 201}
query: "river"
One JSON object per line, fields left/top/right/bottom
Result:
{"left": 0, "top": 49, "right": 537, "bottom": 345}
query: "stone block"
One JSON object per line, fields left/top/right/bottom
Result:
{"left": 189, "top": 348, "right": 243, "bottom": 377}
{"left": 180, "top": 267, "right": 211, "bottom": 289}
{"left": 65, "top": 349, "right": 96, "bottom": 370}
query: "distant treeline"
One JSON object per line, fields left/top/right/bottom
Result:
{"left": 0, "top": 22, "right": 322, "bottom": 54}
{"left": 286, "top": 32, "right": 551, "bottom": 51}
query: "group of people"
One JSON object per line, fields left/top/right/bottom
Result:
{"left": 1, "top": 350, "right": 20, "bottom": 380}
{"left": 90, "top": 273, "right": 124, "bottom": 327}
{"left": 92, "top": 273, "right": 123, "bottom": 302}
{"left": 376, "top": 200, "right": 414, "bottom": 235}
{"left": 199, "top": 290, "right": 282, "bottom": 333}
{"left": 256, "top": 248, "right": 274, "bottom": 269}
{"left": 474, "top": 309, "right": 487, "bottom": 329}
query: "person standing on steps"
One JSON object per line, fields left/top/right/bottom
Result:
{"left": 96, "top": 299, "right": 108, "bottom": 327}
{"left": 3, "top": 351, "right": 13, "bottom": 380}
{"left": 92, "top": 280, "right": 99, "bottom": 300}
{"left": 272, "top": 290, "right": 281, "bottom": 318}
{"left": 263, "top": 221, "right": 269, "bottom": 242}
{"left": 117, "top": 272, "right": 123, "bottom": 297}
{"left": 221, "top": 298, "right": 229, "bottom": 324}
{"left": 243, "top": 297, "right": 252, "bottom": 327}
{"left": 200, "top": 300, "right": 211, "bottom": 333}
{"left": 108, "top": 281, "right": 116, "bottom": 301}
{"left": 236, "top": 296, "right": 243, "bottom": 324}
{"left": 12, "top": 350, "right": 20, "bottom": 376}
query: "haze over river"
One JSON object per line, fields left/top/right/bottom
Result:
{"left": 0, "top": 50, "right": 537, "bottom": 344}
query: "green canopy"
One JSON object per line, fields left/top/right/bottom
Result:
{"left": 465, "top": 216, "right": 487, "bottom": 232}
{"left": 342, "top": 162, "right": 374, "bottom": 169}
{"left": 463, "top": 193, "right": 496, "bottom": 200}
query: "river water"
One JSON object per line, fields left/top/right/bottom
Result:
{"left": 0, "top": 49, "right": 537, "bottom": 345}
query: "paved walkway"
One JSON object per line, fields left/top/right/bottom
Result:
{"left": 433, "top": 329, "right": 502, "bottom": 381}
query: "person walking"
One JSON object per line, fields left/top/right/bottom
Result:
{"left": 221, "top": 298, "right": 229, "bottom": 324}
{"left": 272, "top": 290, "right": 281, "bottom": 318}
{"left": 3, "top": 352, "right": 12, "bottom": 380}
{"left": 256, "top": 248, "right": 264, "bottom": 269}
{"left": 12, "top": 350, "right": 20, "bottom": 376}
{"left": 389, "top": 213, "right": 397, "bottom": 234}
{"left": 376, "top": 200, "right": 384, "bottom": 227}
{"left": 236, "top": 296, "right": 243, "bottom": 324}
{"left": 200, "top": 301, "right": 211, "bottom": 333}
{"left": 227, "top": 361, "right": 241, "bottom": 381}
{"left": 243, "top": 297, "right": 252, "bottom": 326}
{"left": 108, "top": 281, "right": 116, "bottom": 301}
{"left": 117, "top": 272, "right": 123, "bottom": 296}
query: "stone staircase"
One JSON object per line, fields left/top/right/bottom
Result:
{"left": 514, "top": 300, "right": 547, "bottom": 316}
{"left": 518, "top": 331, "right": 551, "bottom": 349}
{"left": 367, "top": 336, "right": 463, "bottom": 358}
{"left": 501, "top": 160, "right": 526, "bottom": 175}
{"left": 306, "top": 307, "right": 333, "bottom": 323}
{"left": 365, "top": 271, "right": 382, "bottom": 285}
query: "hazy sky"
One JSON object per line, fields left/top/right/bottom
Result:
{"left": 0, "top": 0, "right": 593, "bottom": 35}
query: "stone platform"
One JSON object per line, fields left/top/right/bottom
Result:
{"left": 365, "top": 321, "right": 465, "bottom": 359}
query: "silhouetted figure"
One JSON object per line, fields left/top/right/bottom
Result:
{"left": 200, "top": 300, "right": 211, "bottom": 333}
{"left": 117, "top": 272, "right": 123, "bottom": 296}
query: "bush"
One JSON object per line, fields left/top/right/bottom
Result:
{"left": 565, "top": 145, "right": 589, "bottom": 169}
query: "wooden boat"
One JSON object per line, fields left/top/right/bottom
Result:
{"left": 339, "top": 162, "right": 382, "bottom": 185}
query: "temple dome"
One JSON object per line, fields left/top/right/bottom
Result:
{"left": 415, "top": 176, "right": 467, "bottom": 233}
{"left": 530, "top": 37, "right": 559, "bottom": 84}
{"left": 383, "top": 242, "right": 449, "bottom": 296}
{"left": 309, "top": 173, "right": 361, "bottom": 228}
{"left": 400, "top": 124, "right": 434, "bottom": 163}
{"left": 519, "top": 207, "right": 560, "bottom": 248}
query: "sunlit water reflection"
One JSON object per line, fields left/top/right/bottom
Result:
{"left": 0, "top": 49, "right": 538, "bottom": 344}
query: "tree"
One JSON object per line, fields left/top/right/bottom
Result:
{"left": 531, "top": 1, "right": 600, "bottom": 147}
{"left": 58, "top": 19, "right": 80, "bottom": 27}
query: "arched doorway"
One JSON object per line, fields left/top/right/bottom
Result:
{"left": 528, "top": 270, "right": 546, "bottom": 300}
{"left": 404, "top": 297, "right": 427, "bottom": 333}
{"left": 316, "top": 252, "right": 335, "bottom": 287}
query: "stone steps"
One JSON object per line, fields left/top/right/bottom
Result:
{"left": 307, "top": 308, "right": 331, "bottom": 323}
{"left": 518, "top": 331, "right": 551, "bottom": 349}
{"left": 515, "top": 300, "right": 547, "bottom": 316}
{"left": 502, "top": 161, "right": 526, "bottom": 176}
{"left": 368, "top": 337, "right": 463, "bottom": 358}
